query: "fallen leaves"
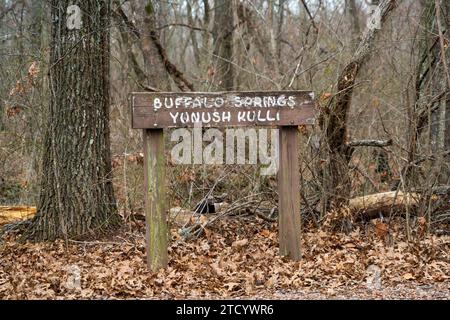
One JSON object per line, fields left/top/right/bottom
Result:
{"left": 0, "top": 217, "right": 448, "bottom": 299}
{"left": 373, "top": 220, "right": 389, "bottom": 239}
{"left": 232, "top": 238, "right": 248, "bottom": 248}
{"left": 403, "top": 273, "right": 415, "bottom": 280}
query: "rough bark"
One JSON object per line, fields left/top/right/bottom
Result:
{"left": 24, "top": 0, "right": 119, "bottom": 241}
{"left": 140, "top": 2, "right": 172, "bottom": 91}
{"left": 212, "top": 0, "right": 234, "bottom": 90}
{"left": 432, "top": 0, "right": 449, "bottom": 183}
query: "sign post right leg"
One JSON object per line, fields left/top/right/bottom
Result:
{"left": 143, "top": 128, "right": 168, "bottom": 271}
{"left": 278, "top": 126, "right": 302, "bottom": 260}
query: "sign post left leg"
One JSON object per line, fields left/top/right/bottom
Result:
{"left": 278, "top": 126, "right": 302, "bottom": 260}
{"left": 143, "top": 128, "right": 168, "bottom": 271}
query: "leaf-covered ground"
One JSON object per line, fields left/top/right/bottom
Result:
{"left": 0, "top": 216, "right": 449, "bottom": 299}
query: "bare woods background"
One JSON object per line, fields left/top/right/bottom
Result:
{"left": 0, "top": 0, "right": 448, "bottom": 238}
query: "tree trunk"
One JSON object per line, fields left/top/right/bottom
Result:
{"left": 187, "top": 1, "right": 201, "bottom": 68}
{"left": 411, "top": 0, "right": 450, "bottom": 184}
{"left": 25, "top": 0, "right": 119, "bottom": 241}
{"left": 432, "top": 0, "right": 450, "bottom": 183}
{"left": 322, "top": 0, "right": 398, "bottom": 208}
{"left": 212, "top": 0, "right": 234, "bottom": 90}
{"left": 346, "top": 0, "right": 360, "bottom": 45}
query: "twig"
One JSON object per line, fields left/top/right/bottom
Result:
{"left": 300, "top": 0, "right": 319, "bottom": 33}
{"left": 156, "top": 23, "right": 212, "bottom": 34}
{"left": 67, "top": 239, "right": 126, "bottom": 246}
{"left": 412, "top": 149, "right": 450, "bottom": 166}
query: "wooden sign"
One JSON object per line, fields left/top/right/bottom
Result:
{"left": 131, "top": 91, "right": 315, "bottom": 129}
{"left": 130, "top": 90, "right": 316, "bottom": 271}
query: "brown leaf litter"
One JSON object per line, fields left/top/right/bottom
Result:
{"left": 0, "top": 217, "right": 449, "bottom": 299}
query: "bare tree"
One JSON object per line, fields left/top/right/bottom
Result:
{"left": 24, "top": 0, "right": 119, "bottom": 240}
{"left": 322, "top": 0, "right": 398, "bottom": 208}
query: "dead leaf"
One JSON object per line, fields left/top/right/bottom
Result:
{"left": 224, "top": 282, "right": 240, "bottom": 291}
{"left": 403, "top": 273, "right": 414, "bottom": 280}
{"left": 232, "top": 238, "right": 248, "bottom": 248}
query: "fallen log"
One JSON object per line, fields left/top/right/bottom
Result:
{"left": 0, "top": 206, "right": 36, "bottom": 225}
{"left": 348, "top": 191, "right": 442, "bottom": 220}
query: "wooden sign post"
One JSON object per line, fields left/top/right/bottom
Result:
{"left": 131, "top": 91, "right": 315, "bottom": 270}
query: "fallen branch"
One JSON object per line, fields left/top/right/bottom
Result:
{"left": 348, "top": 191, "right": 441, "bottom": 220}
{"left": 347, "top": 139, "right": 392, "bottom": 148}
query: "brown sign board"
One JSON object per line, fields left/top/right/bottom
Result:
{"left": 132, "top": 90, "right": 316, "bottom": 271}
{"left": 131, "top": 91, "right": 316, "bottom": 129}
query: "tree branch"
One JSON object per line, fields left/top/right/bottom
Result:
{"left": 156, "top": 23, "right": 212, "bottom": 34}
{"left": 347, "top": 139, "right": 393, "bottom": 148}
{"left": 114, "top": 3, "right": 195, "bottom": 92}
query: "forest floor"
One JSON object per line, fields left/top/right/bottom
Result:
{"left": 0, "top": 214, "right": 449, "bottom": 300}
